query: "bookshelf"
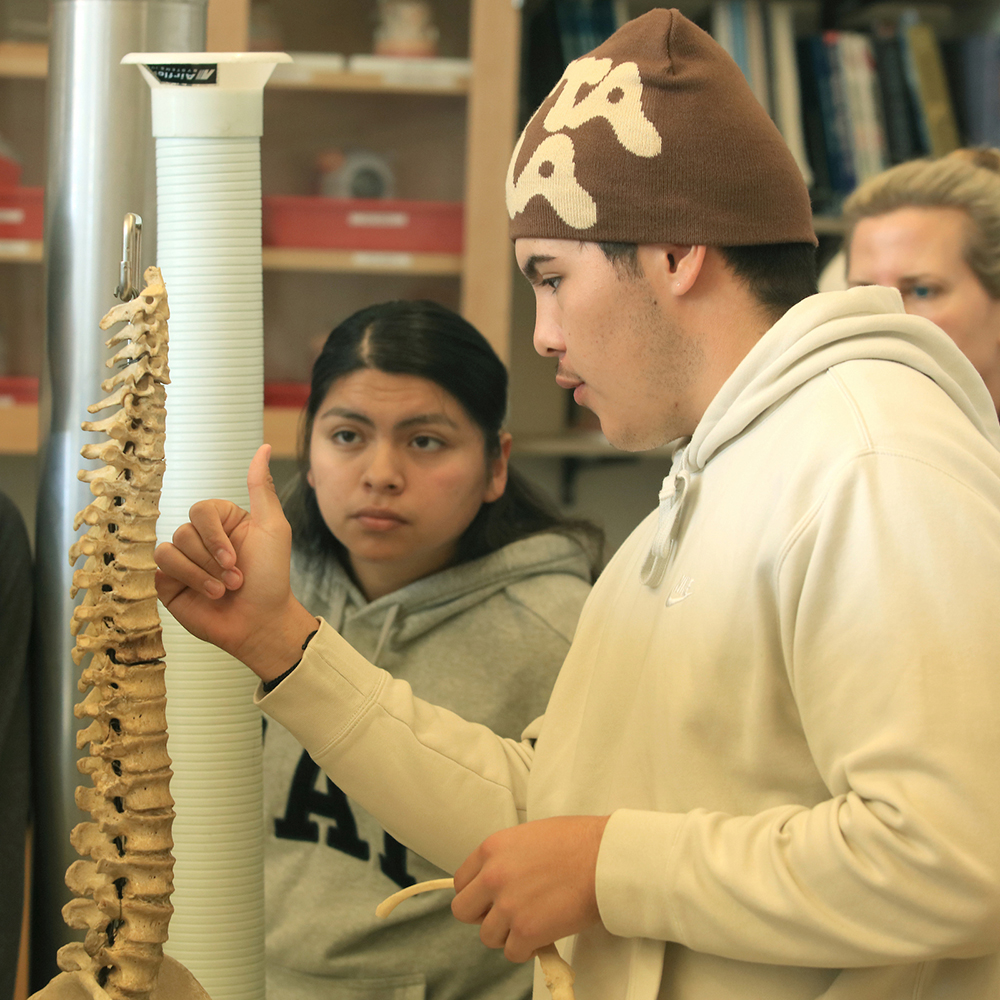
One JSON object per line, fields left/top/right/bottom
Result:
{"left": 0, "top": 0, "right": 524, "bottom": 458}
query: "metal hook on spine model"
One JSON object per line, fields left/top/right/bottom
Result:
{"left": 115, "top": 213, "right": 143, "bottom": 302}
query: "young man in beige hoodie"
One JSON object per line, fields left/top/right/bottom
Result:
{"left": 156, "top": 10, "right": 1000, "bottom": 999}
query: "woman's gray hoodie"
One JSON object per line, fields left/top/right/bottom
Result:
{"left": 263, "top": 532, "right": 594, "bottom": 1000}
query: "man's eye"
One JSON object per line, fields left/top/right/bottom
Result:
{"left": 908, "top": 285, "right": 936, "bottom": 300}
{"left": 541, "top": 276, "right": 561, "bottom": 291}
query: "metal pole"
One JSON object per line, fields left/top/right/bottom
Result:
{"left": 32, "top": 2, "right": 206, "bottom": 987}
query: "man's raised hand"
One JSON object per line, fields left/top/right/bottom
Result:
{"left": 154, "top": 443, "right": 318, "bottom": 681}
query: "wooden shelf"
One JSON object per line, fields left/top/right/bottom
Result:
{"left": 813, "top": 214, "right": 849, "bottom": 237}
{"left": 268, "top": 65, "right": 469, "bottom": 96}
{"left": 513, "top": 433, "right": 673, "bottom": 460}
{"left": 0, "top": 41, "right": 47, "bottom": 78}
{"left": 0, "top": 240, "right": 42, "bottom": 263}
{"left": 0, "top": 405, "right": 305, "bottom": 458}
{"left": 262, "top": 246, "right": 462, "bottom": 275}
{"left": 0, "top": 244, "right": 460, "bottom": 274}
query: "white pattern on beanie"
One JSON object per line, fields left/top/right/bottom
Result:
{"left": 507, "top": 58, "right": 661, "bottom": 230}
{"left": 543, "top": 58, "right": 662, "bottom": 156}
{"left": 506, "top": 131, "right": 598, "bottom": 229}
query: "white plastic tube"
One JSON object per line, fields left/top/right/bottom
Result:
{"left": 124, "top": 51, "right": 290, "bottom": 1000}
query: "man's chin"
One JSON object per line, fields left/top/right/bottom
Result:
{"left": 601, "top": 419, "right": 678, "bottom": 454}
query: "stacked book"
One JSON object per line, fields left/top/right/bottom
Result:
{"left": 710, "top": 2, "right": 996, "bottom": 213}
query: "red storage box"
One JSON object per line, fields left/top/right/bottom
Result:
{"left": 0, "top": 187, "right": 43, "bottom": 240}
{"left": 0, "top": 376, "right": 39, "bottom": 404}
{"left": 263, "top": 196, "right": 463, "bottom": 254}
{"left": 264, "top": 381, "right": 310, "bottom": 409}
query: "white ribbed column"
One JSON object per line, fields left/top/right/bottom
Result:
{"left": 124, "top": 52, "right": 289, "bottom": 1000}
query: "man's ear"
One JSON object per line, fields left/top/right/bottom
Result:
{"left": 641, "top": 244, "right": 707, "bottom": 297}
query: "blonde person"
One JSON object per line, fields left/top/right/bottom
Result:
{"left": 264, "top": 299, "right": 601, "bottom": 1000}
{"left": 157, "top": 12, "right": 1000, "bottom": 999}
{"left": 844, "top": 147, "right": 1000, "bottom": 413}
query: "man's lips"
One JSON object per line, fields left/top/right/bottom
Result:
{"left": 555, "top": 370, "right": 583, "bottom": 391}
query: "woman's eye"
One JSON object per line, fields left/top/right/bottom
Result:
{"left": 411, "top": 435, "right": 444, "bottom": 451}
{"left": 907, "top": 285, "right": 937, "bottom": 300}
{"left": 331, "top": 428, "right": 360, "bottom": 445}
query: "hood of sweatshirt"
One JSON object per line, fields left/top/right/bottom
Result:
{"left": 291, "top": 531, "right": 593, "bottom": 664}
{"left": 641, "top": 286, "right": 1000, "bottom": 587}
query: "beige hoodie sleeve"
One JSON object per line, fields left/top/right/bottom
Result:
{"left": 256, "top": 618, "right": 536, "bottom": 874}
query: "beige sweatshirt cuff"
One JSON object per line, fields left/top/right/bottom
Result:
{"left": 596, "top": 807, "right": 686, "bottom": 942}
{"left": 253, "top": 617, "right": 388, "bottom": 756}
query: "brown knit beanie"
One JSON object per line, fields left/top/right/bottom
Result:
{"left": 507, "top": 8, "right": 817, "bottom": 247}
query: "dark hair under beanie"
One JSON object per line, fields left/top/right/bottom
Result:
{"left": 506, "top": 8, "right": 817, "bottom": 247}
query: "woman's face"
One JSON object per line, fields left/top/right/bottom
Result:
{"left": 307, "top": 368, "right": 509, "bottom": 600}
{"left": 848, "top": 205, "right": 1000, "bottom": 410}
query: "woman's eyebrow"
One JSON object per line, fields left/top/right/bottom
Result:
{"left": 395, "top": 413, "right": 458, "bottom": 431}
{"left": 316, "top": 406, "right": 373, "bottom": 425}
{"left": 896, "top": 273, "right": 941, "bottom": 284}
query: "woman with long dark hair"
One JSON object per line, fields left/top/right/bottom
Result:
{"left": 265, "top": 300, "right": 602, "bottom": 1000}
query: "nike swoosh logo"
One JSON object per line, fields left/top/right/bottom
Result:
{"left": 665, "top": 576, "right": 694, "bottom": 607}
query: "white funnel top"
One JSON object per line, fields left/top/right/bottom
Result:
{"left": 122, "top": 51, "right": 292, "bottom": 137}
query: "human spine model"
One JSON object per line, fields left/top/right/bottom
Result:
{"left": 60, "top": 266, "right": 174, "bottom": 1000}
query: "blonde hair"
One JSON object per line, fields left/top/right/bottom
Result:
{"left": 843, "top": 148, "right": 1000, "bottom": 299}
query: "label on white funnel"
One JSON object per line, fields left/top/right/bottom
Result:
{"left": 124, "top": 51, "right": 292, "bottom": 137}
{"left": 147, "top": 64, "right": 219, "bottom": 85}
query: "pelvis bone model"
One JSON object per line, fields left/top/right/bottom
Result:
{"left": 58, "top": 265, "right": 176, "bottom": 1000}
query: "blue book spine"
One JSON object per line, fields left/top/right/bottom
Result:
{"left": 730, "top": 2, "right": 751, "bottom": 84}
{"left": 822, "top": 31, "right": 858, "bottom": 193}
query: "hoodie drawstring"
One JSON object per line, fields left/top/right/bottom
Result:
{"left": 327, "top": 587, "right": 349, "bottom": 633}
{"left": 372, "top": 603, "right": 400, "bottom": 665}
{"left": 641, "top": 450, "right": 691, "bottom": 588}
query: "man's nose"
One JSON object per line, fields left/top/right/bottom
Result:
{"left": 532, "top": 302, "right": 565, "bottom": 359}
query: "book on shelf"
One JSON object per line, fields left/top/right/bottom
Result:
{"left": 834, "top": 31, "right": 889, "bottom": 183}
{"left": 954, "top": 34, "right": 1000, "bottom": 150}
{"left": 899, "top": 16, "right": 961, "bottom": 158}
{"left": 524, "top": 0, "right": 628, "bottom": 111}
{"left": 713, "top": 3, "right": 756, "bottom": 102}
{"left": 820, "top": 31, "right": 860, "bottom": 195}
{"left": 871, "top": 23, "right": 923, "bottom": 165}
{"left": 796, "top": 35, "right": 836, "bottom": 206}
{"left": 744, "top": 2, "right": 773, "bottom": 115}
{"left": 769, "top": 2, "right": 813, "bottom": 185}
{"left": 554, "top": 0, "right": 593, "bottom": 62}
